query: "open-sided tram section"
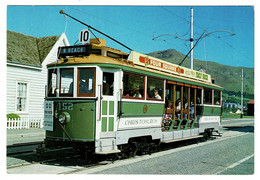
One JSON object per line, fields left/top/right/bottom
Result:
{"left": 43, "top": 38, "right": 223, "bottom": 157}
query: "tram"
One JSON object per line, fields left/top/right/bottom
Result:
{"left": 42, "top": 37, "right": 223, "bottom": 158}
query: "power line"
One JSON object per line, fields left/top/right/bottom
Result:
{"left": 159, "top": 7, "right": 252, "bottom": 64}
{"left": 69, "top": 7, "right": 188, "bottom": 53}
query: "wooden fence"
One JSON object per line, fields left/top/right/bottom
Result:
{"left": 7, "top": 118, "right": 44, "bottom": 129}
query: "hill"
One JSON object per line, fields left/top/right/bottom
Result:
{"left": 147, "top": 49, "right": 254, "bottom": 101}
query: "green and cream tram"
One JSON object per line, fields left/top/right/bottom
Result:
{"left": 43, "top": 38, "right": 223, "bottom": 157}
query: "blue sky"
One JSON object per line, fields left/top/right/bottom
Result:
{"left": 7, "top": 5, "right": 254, "bottom": 68}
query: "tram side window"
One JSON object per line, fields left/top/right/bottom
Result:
{"left": 107, "top": 51, "right": 122, "bottom": 59}
{"left": 123, "top": 73, "right": 144, "bottom": 99}
{"left": 214, "top": 90, "right": 221, "bottom": 105}
{"left": 60, "top": 68, "right": 73, "bottom": 97}
{"left": 48, "top": 69, "right": 57, "bottom": 97}
{"left": 77, "top": 68, "right": 96, "bottom": 97}
{"left": 203, "top": 88, "right": 212, "bottom": 104}
{"left": 92, "top": 49, "right": 102, "bottom": 55}
{"left": 196, "top": 89, "right": 202, "bottom": 104}
{"left": 147, "top": 77, "right": 164, "bottom": 100}
{"left": 103, "top": 72, "right": 114, "bottom": 96}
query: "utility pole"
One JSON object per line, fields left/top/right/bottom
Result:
{"left": 241, "top": 69, "right": 243, "bottom": 118}
{"left": 190, "top": 8, "right": 194, "bottom": 70}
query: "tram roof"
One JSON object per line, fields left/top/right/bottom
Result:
{"left": 48, "top": 43, "right": 223, "bottom": 90}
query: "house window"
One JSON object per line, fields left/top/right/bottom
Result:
{"left": 16, "top": 82, "right": 28, "bottom": 112}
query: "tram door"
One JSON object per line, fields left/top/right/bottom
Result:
{"left": 100, "top": 69, "right": 119, "bottom": 134}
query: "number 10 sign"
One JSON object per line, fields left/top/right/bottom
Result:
{"left": 78, "top": 29, "right": 90, "bottom": 44}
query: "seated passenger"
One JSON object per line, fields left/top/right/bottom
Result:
{"left": 79, "top": 79, "right": 90, "bottom": 93}
{"left": 153, "top": 88, "right": 161, "bottom": 99}
{"left": 176, "top": 99, "right": 181, "bottom": 119}
{"left": 164, "top": 100, "right": 173, "bottom": 119}
{"left": 133, "top": 87, "right": 142, "bottom": 98}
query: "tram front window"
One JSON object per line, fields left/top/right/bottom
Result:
{"left": 77, "top": 68, "right": 96, "bottom": 97}
{"left": 204, "top": 88, "right": 212, "bottom": 104}
{"left": 103, "top": 72, "right": 114, "bottom": 96}
{"left": 60, "top": 68, "right": 73, "bottom": 97}
{"left": 214, "top": 90, "right": 221, "bottom": 105}
{"left": 47, "top": 69, "right": 57, "bottom": 97}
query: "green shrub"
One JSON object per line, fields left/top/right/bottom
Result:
{"left": 7, "top": 113, "right": 20, "bottom": 119}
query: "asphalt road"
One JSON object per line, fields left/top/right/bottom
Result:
{"left": 77, "top": 118, "right": 255, "bottom": 175}
{"left": 7, "top": 118, "right": 254, "bottom": 175}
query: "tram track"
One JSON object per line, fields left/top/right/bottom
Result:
{"left": 7, "top": 141, "right": 43, "bottom": 155}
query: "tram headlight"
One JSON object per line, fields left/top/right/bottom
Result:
{"left": 58, "top": 112, "right": 71, "bottom": 125}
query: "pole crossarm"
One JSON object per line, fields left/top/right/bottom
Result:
{"left": 152, "top": 30, "right": 235, "bottom": 42}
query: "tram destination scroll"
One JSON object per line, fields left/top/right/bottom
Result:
{"left": 58, "top": 44, "right": 92, "bottom": 58}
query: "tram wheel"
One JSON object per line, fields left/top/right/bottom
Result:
{"left": 203, "top": 129, "right": 213, "bottom": 140}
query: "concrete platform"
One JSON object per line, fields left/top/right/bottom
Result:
{"left": 7, "top": 128, "right": 45, "bottom": 146}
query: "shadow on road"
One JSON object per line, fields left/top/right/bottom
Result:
{"left": 222, "top": 125, "right": 254, "bottom": 133}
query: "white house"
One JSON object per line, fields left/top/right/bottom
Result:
{"left": 6, "top": 30, "right": 69, "bottom": 121}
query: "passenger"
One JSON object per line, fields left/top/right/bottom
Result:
{"left": 164, "top": 100, "right": 173, "bottom": 119}
{"left": 183, "top": 98, "right": 188, "bottom": 119}
{"left": 133, "top": 87, "right": 142, "bottom": 98}
{"left": 153, "top": 88, "right": 161, "bottom": 99}
{"left": 190, "top": 100, "right": 194, "bottom": 118}
{"left": 167, "top": 100, "right": 173, "bottom": 109}
{"left": 176, "top": 99, "right": 181, "bottom": 119}
{"left": 79, "top": 79, "right": 89, "bottom": 93}
{"left": 68, "top": 82, "right": 73, "bottom": 94}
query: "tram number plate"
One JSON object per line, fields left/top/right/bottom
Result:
{"left": 57, "top": 103, "right": 74, "bottom": 111}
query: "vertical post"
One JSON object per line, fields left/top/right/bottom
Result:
{"left": 241, "top": 69, "right": 243, "bottom": 118}
{"left": 173, "top": 84, "right": 176, "bottom": 121}
{"left": 181, "top": 86, "right": 183, "bottom": 119}
{"left": 194, "top": 88, "right": 197, "bottom": 119}
{"left": 188, "top": 87, "right": 190, "bottom": 119}
{"left": 190, "top": 8, "right": 194, "bottom": 70}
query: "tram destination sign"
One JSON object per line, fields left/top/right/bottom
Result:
{"left": 58, "top": 44, "right": 92, "bottom": 58}
{"left": 129, "top": 51, "right": 211, "bottom": 83}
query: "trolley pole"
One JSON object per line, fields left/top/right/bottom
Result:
{"left": 190, "top": 8, "right": 194, "bottom": 70}
{"left": 241, "top": 69, "right": 243, "bottom": 118}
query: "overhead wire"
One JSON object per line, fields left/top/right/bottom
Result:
{"left": 160, "top": 7, "right": 252, "bottom": 66}
{"left": 69, "top": 7, "right": 187, "bottom": 53}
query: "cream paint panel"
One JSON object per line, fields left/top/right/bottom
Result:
{"left": 118, "top": 117, "right": 162, "bottom": 130}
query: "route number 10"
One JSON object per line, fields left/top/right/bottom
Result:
{"left": 78, "top": 29, "right": 90, "bottom": 44}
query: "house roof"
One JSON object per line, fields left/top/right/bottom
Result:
{"left": 247, "top": 99, "right": 254, "bottom": 105}
{"left": 7, "top": 30, "right": 60, "bottom": 67}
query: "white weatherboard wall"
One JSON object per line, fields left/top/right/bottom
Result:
{"left": 6, "top": 33, "right": 69, "bottom": 120}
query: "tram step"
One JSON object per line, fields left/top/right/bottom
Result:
{"left": 162, "top": 135, "right": 203, "bottom": 143}
{"left": 95, "top": 149, "right": 121, "bottom": 155}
